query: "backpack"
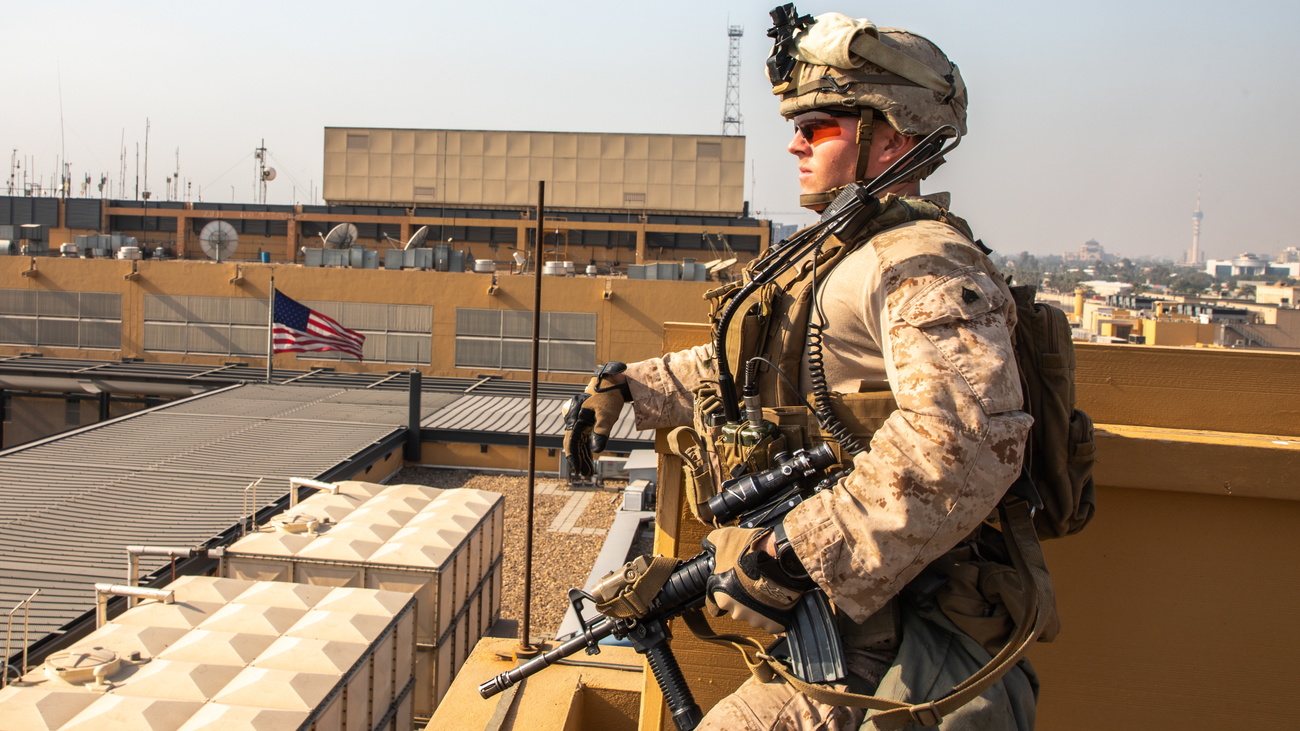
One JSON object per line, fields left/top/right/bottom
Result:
{"left": 1006, "top": 283, "right": 1097, "bottom": 540}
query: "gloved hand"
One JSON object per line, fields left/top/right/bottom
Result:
{"left": 703, "top": 526, "right": 808, "bottom": 634}
{"left": 563, "top": 361, "right": 632, "bottom": 477}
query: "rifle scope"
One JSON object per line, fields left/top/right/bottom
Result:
{"left": 707, "top": 443, "right": 837, "bottom": 524}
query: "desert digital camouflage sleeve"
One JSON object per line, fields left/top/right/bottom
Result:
{"left": 623, "top": 343, "right": 718, "bottom": 431}
{"left": 784, "top": 221, "right": 1033, "bottom": 623}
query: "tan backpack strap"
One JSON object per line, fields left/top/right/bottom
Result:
{"left": 745, "top": 499, "right": 1056, "bottom": 728}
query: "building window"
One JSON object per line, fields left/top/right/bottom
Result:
{"left": 143, "top": 295, "right": 432, "bottom": 364}
{"left": 454, "top": 308, "right": 596, "bottom": 373}
{"left": 0, "top": 290, "right": 122, "bottom": 350}
{"left": 697, "top": 141, "right": 722, "bottom": 159}
{"left": 64, "top": 398, "right": 80, "bottom": 426}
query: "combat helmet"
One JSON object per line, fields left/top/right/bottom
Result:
{"left": 766, "top": 4, "right": 967, "bottom": 208}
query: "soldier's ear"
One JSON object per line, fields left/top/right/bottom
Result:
{"left": 875, "top": 124, "right": 920, "bottom": 168}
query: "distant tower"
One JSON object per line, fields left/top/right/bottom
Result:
{"left": 1189, "top": 181, "right": 1204, "bottom": 265}
{"left": 722, "top": 25, "right": 744, "bottom": 136}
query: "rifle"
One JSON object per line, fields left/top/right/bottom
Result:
{"left": 479, "top": 444, "right": 846, "bottom": 731}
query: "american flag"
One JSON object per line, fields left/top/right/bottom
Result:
{"left": 271, "top": 289, "right": 365, "bottom": 361}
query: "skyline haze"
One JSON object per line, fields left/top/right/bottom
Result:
{"left": 3, "top": 0, "right": 1296, "bottom": 262}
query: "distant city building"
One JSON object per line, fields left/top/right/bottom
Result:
{"left": 322, "top": 127, "right": 746, "bottom": 217}
{"left": 1107, "top": 294, "right": 1161, "bottom": 312}
{"left": 1277, "top": 246, "right": 1300, "bottom": 263}
{"left": 1255, "top": 284, "right": 1300, "bottom": 307}
{"left": 771, "top": 222, "right": 801, "bottom": 243}
{"left": 1064, "top": 239, "right": 1114, "bottom": 263}
{"left": 1205, "top": 254, "right": 1300, "bottom": 279}
{"left": 1081, "top": 280, "right": 1132, "bottom": 297}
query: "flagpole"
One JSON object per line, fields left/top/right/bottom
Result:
{"left": 267, "top": 275, "right": 275, "bottom": 384}
{"left": 521, "top": 179, "right": 544, "bottom": 655}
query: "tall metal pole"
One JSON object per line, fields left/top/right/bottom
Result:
{"left": 521, "top": 181, "right": 545, "bottom": 653}
{"left": 266, "top": 275, "right": 275, "bottom": 383}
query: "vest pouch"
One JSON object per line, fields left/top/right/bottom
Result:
{"left": 762, "top": 405, "right": 820, "bottom": 455}
{"left": 707, "top": 422, "right": 789, "bottom": 486}
{"left": 666, "top": 426, "right": 718, "bottom": 525}
{"left": 927, "top": 542, "right": 1060, "bottom": 658}
{"left": 805, "top": 391, "right": 899, "bottom": 468}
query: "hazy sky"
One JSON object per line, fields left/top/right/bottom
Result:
{"left": 4, "top": 1, "right": 1297, "bottom": 261}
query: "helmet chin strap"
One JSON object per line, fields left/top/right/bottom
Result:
{"left": 799, "top": 109, "right": 876, "bottom": 211}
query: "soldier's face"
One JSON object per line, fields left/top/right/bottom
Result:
{"left": 788, "top": 112, "right": 860, "bottom": 197}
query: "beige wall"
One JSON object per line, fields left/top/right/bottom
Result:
{"left": 0, "top": 257, "right": 714, "bottom": 383}
{"left": 322, "top": 128, "right": 747, "bottom": 216}
{"left": 1255, "top": 284, "right": 1300, "bottom": 306}
{"left": 1144, "top": 319, "right": 1216, "bottom": 346}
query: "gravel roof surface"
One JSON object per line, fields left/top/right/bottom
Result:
{"left": 389, "top": 466, "right": 624, "bottom": 641}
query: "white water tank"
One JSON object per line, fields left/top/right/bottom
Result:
{"left": 586, "top": 264, "right": 598, "bottom": 277}
{"left": 117, "top": 246, "right": 142, "bottom": 260}
{"left": 473, "top": 259, "right": 496, "bottom": 273}
{"left": 542, "top": 261, "right": 565, "bottom": 276}
{"left": 562, "top": 261, "right": 574, "bottom": 276}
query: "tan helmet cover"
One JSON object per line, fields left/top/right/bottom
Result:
{"left": 770, "top": 12, "right": 967, "bottom": 138}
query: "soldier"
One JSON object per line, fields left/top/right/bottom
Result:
{"left": 566, "top": 8, "right": 1038, "bottom": 730}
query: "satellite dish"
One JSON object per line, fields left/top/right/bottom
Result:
{"left": 261, "top": 167, "right": 277, "bottom": 181}
{"left": 320, "top": 223, "right": 358, "bottom": 249}
{"left": 198, "top": 220, "right": 239, "bottom": 262}
{"left": 404, "top": 225, "right": 430, "bottom": 251}
{"left": 708, "top": 258, "right": 738, "bottom": 274}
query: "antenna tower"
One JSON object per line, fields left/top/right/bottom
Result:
{"left": 254, "top": 140, "right": 276, "bottom": 204}
{"left": 1189, "top": 179, "right": 1204, "bottom": 265}
{"left": 722, "top": 25, "right": 744, "bottom": 136}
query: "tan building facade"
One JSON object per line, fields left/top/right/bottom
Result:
{"left": 322, "top": 128, "right": 747, "bottom": 216}
{"left": 0, "top": 257, "right": 714, "bottom": 381}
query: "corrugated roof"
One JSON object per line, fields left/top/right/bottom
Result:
{"left": 0, "top": 354, "right": 586, "bottom": 398}
{"left": 422, "top": 394, "right": 650, "bottom": 442}
{"left": 0, "top": 384, "right": 446, "bottom": 641}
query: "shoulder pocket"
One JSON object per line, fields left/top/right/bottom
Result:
{"left": 901, "top": 268, "right": 1006, "bottom": 328}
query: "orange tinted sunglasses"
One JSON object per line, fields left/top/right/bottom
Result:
{"left": 793, "top": 116, "right": 847, "bottom": 146}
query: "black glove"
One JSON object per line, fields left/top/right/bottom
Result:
{"left": 703, "top": 526, "right": 812, "bottom": 634}
{"left": 563, "top": 362, "right": 631, "bottom": 477}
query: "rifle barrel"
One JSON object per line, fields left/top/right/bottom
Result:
{"left": 478, "top": 618, "right": 616, "bottom": 698}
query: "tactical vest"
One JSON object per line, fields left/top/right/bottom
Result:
{"left": 673, "top": 194, "right": 983, "bottom": 523}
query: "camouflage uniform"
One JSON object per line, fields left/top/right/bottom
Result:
{"left": 623, "top": 201, "right": 1032, "bottom": 730}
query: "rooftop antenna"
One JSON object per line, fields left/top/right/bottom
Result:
{"left": 722, "top": 24, "right": 744, "bottom": 135}
{"left": 255, "top": 140, "right": 275, "bottom": 204}
{"left": 320, "top": 223, "right": 358, "bottom": 249}
{"left": 198, "top": 220, "right": 239, "bottom": 262}
{"left": 142, "top": 119, "right": 151, "bottom": 201}
{"left": 58, "top": 66, "right": 67, "bottom": 199}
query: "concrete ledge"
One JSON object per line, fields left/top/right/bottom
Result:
{"left": 1095, "top": 423, "right": 1300, "bottom": 501}
{"left": 429, "top": 637, "right": 643, "bottom": 731}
